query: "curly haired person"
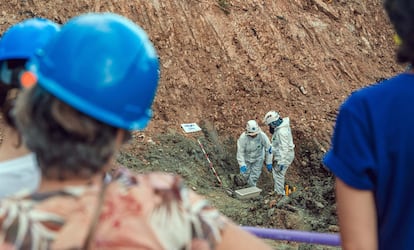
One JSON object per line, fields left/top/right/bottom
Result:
{"left": 0, "top": 13, "right": 272, "bottom": 250}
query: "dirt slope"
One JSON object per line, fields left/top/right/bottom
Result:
{"left": 0, "top": 0, "right": 400, "bottom": 139}
{"left": 0, "top": 0, "right": 403, "bottom": 248}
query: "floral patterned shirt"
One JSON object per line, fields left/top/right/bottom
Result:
{"left": 0, "top": 169, "right": 226, "bottom": 249}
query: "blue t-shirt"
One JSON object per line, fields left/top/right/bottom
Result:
{"left": 323, "top": 73, "right": 414, "bottom": 249}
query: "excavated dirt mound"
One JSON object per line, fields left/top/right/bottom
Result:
{"left": 0, "top": 0, "right": 405, "bottom": 248}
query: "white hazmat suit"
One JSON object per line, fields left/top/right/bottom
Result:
{"left": 237, "top": 129, "right": 273, "bottom": 187}
{"left": 271, "top": 117, "right": 295, "bottom": 195}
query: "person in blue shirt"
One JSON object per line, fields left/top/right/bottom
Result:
{"left": 323, "top": 0, "right": 414, "bottom": 249}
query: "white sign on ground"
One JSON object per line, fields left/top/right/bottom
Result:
{"left": 181, "top": 123, "right": 202, "bottom": 133}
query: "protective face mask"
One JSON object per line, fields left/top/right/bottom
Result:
{"left": 270, "top": 118, "right": 283, "bottom": 128}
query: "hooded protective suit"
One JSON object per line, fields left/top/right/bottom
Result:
{"left": 271, "top": 117, "right": 295, "bottom": 195}
{"left": 237, "top": 129, "right": 272, "bottom": 187}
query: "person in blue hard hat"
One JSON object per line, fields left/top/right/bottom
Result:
{"left": 0, "top": 13, "right": 272, "bottom": 250}
{"left": 0, "top": 17, "right": 60, "bottom": 199}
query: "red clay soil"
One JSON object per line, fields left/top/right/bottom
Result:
{"left": 0, "top": 0, "right": 401, "bottom": 143}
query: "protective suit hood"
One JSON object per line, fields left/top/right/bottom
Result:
{"left": 278, "top": 117, "right": 290, "bottom": 129}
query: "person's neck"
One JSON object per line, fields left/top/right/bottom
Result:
{"left": 0, "top": 125, "right": 31, "bottom": 161}
{"left": 37, "top": 172, "right": 106, "bottom": 193}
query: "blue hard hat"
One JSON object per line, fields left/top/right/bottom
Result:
{"left": 0, "top": 18, "right": 60, "bottom": 61}
{"left": 28, "top": 13, "right": 160, "bottom": 131}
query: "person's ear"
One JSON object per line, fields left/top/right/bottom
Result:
{"left": 114, "top": 129, "right": 126, "bottom": 148}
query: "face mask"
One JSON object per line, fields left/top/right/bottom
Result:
{"left": 270, "top": 118, "right": 283, "bottom": 128}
